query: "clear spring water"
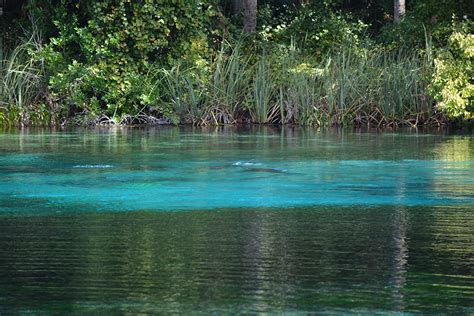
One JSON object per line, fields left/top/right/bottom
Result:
{"left": 0, "top": 126, "right": 473, "bottom": 313}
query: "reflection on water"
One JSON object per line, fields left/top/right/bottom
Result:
{"left": 432, "top": 136, "right": 474, "bottom": 198}
{"left": 0, "top": 127, "right": 473, "bottom": 313}
{"left": 0, "top": 206, "right": 473, "bottom": 314}
{"left": 435, "top": 136, "right": 472, "bottom": 161}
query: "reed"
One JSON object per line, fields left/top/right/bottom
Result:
{"left": 161, "top": 66, "right": 207, "bottom": 125}
{"left": 158, "top": 40, "right": 439, "bottom": 127}
{"left": 208, "top": 42, "right": 251, "bottom": 123}
{"left": 275, "top": 45, "right": 437, "bottom": 127}
{"left": 251, "top": 55, "right": 276, "bottom": 124}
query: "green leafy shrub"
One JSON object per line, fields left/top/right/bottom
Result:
{"left": 32, "top": 0, "right": 216, "bottom": 119}
{"left": 429, "top": 21, "right": 473, "bottom": 118}
{"left": 259, "top": 4, "right": 369, "bottom": 58}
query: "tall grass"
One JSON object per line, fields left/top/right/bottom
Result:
{"left": 251, "top": 56, "right": 275, "bottom": 123}
{"left": 310, "top": 47, "right": 436, "bottom": 126}
{"left": 159, "top": 40, "right": 440, "bottom": 127}
{"left": 0, "top": 31, "right": 47, "bottom": 126}
{"left": 209, "top": 42, "right": 251, "bottom": 123}
{"left": 161, "top": 66, "right": 207, "bottom": 125}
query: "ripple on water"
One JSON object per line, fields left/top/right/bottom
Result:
{"left": 0, "top": 205, "right": 472, "bottom": 314}
{"left": 72, "top": 164, "right": 114, "bottom": 169}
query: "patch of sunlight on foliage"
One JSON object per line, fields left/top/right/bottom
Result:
{"left": 429, "top": 20, "right": 474, "bottom": 119}
{"left": 288, "top": 63, "right": 325, "bottom": 78}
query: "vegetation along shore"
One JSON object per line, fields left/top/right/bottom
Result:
{"left": 0, "top": 0, "right": 472, "bottom": 127}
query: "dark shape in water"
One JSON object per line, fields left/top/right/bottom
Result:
{"left": 245, "top": 167, "right": 284, "bottom": 173}
{"left": 209, "top": 166, "right": 227, "bottom": 170}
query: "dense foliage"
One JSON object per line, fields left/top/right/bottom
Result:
{"left": 32, "top": 0, "right": 216, "bottom": 119}
{"left": 258, "top": 3, "right": 369, "bottom": 57}
{"left": 376, "top": 0, "right": 472, "bottom": 46}
{"left": 429, "top": 21, "right": 473, "bottom": 118}
{"left": 0, "top": 0, "right": 472, "bottom": 126}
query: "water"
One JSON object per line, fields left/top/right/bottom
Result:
{"left": 0, "top": 127, "right": 473, "bottom": 313}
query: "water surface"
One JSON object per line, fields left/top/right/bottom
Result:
{"left": 0, "top": 127, "right": 473, "bottom": 313}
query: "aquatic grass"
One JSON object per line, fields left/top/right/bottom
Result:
{"left": 251, "top": 55, "right": 276, "bottom": 124}
{"left": 208, "top": 41, "right": 251, "bottom": 123}
{"left": 157, "top": 40, "right": 439, "bottom": 127}
{"left": 284, "top": 71, "right": 320, "bottom": 125}
{"left": 381, "top": 50, "right": 434, "bottom": 125}
{"left": 161, "top": 66, "right": 207, "bottom": 125}
{"left": 310, "top": 46, "right": 437, "bottom": 127}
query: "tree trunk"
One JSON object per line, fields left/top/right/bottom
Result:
{"left": 232, "top": 0, "right": 243, "bottom": 13}
{"left": 394, "top": 0, "right": 405, "bottom": 24}
{"left": 243, "top": 0, "right": 257, "bottom": 33}
{"left": 0, "top": 0, "right": 4, "bottom": 64}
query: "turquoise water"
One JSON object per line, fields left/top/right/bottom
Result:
{"left": 0, "top": 127, "right": 473, "bottom": 313}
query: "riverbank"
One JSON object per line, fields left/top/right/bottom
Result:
{"left": 1, "top": 4, "right": 472, "bottom": 129}
{"left": 0, "top": 41, "right": 448, "bottom": 128}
